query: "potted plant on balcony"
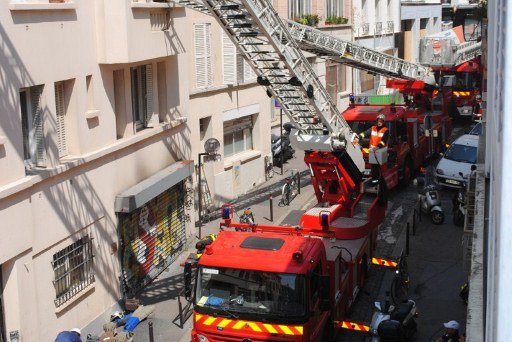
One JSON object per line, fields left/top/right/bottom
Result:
{"left": 294, "top": 14, "right": 319, "bottom": 27}
{"left": 325, "top": 16, "right": 349, "bottom": 25}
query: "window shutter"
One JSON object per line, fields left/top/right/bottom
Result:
{"left": 222, "top": 31, "right": 236, "bottom": 84}
{"left": 194, "top": 24, "right": 207, "bottom": 89}
{"left": 55, "top": 82, "right": 68, "bottom": 158}
{"left": 243, "top": 58, "right": 256, "bottom": 82}
{"left": 205, "top": 24, "right": 213, "bottom": 87}
{"left": 145, "top": 64, "right": 154, "bottom": 127}
{"left": 236, "top": 52, "right": 244, "bottom": 84}
{"left": 31, "top": 85, "right": 46, "bottom": 167}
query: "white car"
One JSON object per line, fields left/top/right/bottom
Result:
{"left": 436, "top": 134, "right": 479, "bottom": 188}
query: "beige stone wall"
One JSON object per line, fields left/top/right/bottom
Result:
{"left": 0, "top": 1, "right": 193, "bottom": 340}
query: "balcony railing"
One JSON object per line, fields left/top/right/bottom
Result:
{"left": 375, "top": 22, "right": 383, "bottom": 34}
{"left": 360, "top": 23, "right": 370, "bottom": 36}
{"left": 387, "top": 21, "right": 394, "bottom": 33}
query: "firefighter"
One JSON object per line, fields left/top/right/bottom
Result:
{"left": 195, "top": 234, "right": 217, "bottom": 259}
{"left": 358, "top": 114, "right": 389, "bottom": 184}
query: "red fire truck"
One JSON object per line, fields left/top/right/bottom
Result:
{"left": 190, "top": 150, "right": 387, "bottom": 341}
{"left": 437, "top": 57, "right": 483, "bottom": 119}
{"left": 343, "top": 80, "right": 453, "bottom": 191}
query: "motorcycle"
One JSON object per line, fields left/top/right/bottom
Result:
{"left": 452, "top": 172, "right": 467, "bottom": 226}
{"left": 271, "top": 123, "right": 295, "bottom": 167}
{"left": 414, "top": 168, "right": 445, "bottom": 225}
{"left": 369, "top": 294, "right": 418, "bottom": 342}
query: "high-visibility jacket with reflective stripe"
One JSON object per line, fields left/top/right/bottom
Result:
{"left": 369, "top": 126, "right": 388, "bottom": 148}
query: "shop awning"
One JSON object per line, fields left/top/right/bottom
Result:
{"left": 115, "top": 160, "right": 193, "bottom": 213}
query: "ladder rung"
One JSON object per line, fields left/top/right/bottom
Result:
{"left": 260, "top": 66, "right": 281, "bottom": 69}
{"left": 232, "top": 23, "right": 252, "bottom": 28}
{"left": 219, "top": 5, "right": 239, "bottom": 10}
{"left": 238, "top": 32, "right": 259, "bottom": 37}
{"left": 225, "top": 14, "right": 246, "bottom": 19}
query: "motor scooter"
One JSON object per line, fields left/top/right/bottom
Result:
{"left": 414, "top": 168, "right": 445, "bottom": 225}
{"left": 271, "top": 123, "right": 295, "bottom": 167}
{"left": 369, "top": 293, "right": 418, "bottom": 342}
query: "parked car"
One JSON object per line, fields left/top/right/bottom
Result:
{"left": 436, "top": 134, "right": 479, "bottom": 188}
{"left": 469, "top": 122, "right": 483, "bottom": 136}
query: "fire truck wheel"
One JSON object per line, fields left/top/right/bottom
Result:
{"left": 399, "top": 158, "right": 413, "bottom": 187}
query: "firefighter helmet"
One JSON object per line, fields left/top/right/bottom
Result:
{"left": 376, "top": 114, "right": 386, "bottom": 122}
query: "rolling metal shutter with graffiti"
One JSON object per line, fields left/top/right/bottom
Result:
{"left": 119, "top": 182, "right": 186, "bottom": 296}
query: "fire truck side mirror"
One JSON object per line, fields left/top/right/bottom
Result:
{"left": 319, "top": 275, "right": 330, "bottom": 311}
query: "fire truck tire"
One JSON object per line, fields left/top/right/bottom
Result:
{"left": 321, "top": 317, "right": 335, "bottom": 342}
{"left": 399, "top": 158, "right": 413, "bottom": 187}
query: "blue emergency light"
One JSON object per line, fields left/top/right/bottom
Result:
{"left": 222, "top": 207, "right": 231, "bottom": 220}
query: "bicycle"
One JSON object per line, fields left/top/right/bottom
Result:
{"left": 280, "top": 173, "right": 298, "bottom": 206}
{"left": 390, "top": 250, "right": 409, "bottom": 305}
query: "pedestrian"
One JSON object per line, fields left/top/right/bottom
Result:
{"left": 55, "top": 328, "right": 82, "bottom": 342}
{"left": 357, "top": 113, "right": 389, "bottom": 184}
{"left": 436, "top": 320, "right": 461, "bottom": 342}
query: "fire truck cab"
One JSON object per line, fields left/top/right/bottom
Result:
{"left": 439, "top": 58, "right": 483, "bottom": 118}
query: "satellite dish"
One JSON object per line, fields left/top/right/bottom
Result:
{"left": 204, "top": 138, "right": 220, "bottom": 155}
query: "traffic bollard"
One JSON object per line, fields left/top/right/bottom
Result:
{"left": 412, "top": 210, "right": 416, "bottom": 236}
{"left": 149, "top": 321, "right": 155, "bottom": 342}
{"left": 269, "top": 196, "right": 274, "bottom": 222}
{"left": 297, "top": 172, "right": 301, "bottom": 194}
{"left": 406, "top": 222, "right": 410, "bottom": 256}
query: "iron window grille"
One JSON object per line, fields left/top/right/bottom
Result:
{"left": 52, "top": 236, "right": 95, "bottom": 307}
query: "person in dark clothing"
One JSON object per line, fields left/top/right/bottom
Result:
{"left": 55, "top": 328, "right": 82, "bottom": 342}
{"left": 358, "top": 114, "right": 389, "bottom": 183}
{"left": 436, "top": 320, "right": 462, "bottom": 342}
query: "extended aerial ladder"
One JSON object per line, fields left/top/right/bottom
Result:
{"left": 168, "top": 0, "right": 444, "bottom": 174}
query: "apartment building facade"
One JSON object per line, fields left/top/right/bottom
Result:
{"left": 186, "top": 8, "right": 272, "bottom": 211}
{"left": 399, "top": 0, "right": 442, "bottom": 63}
{"left": 0, "top": 1, "right": 193, "bottom": 340}
{"left": 351, "top": 0, "right": 401, "bottom": 94}
{"left": 271, "top": 0, "right": 354, "bottom": 110}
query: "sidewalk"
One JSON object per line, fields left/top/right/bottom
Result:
{"left": 129, "top": 155, "right": 317, "bottom": 342}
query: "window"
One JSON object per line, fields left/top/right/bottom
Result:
{"left": 222, "top": 31, "right": 256, "bottom": 85}
{"left": 54, "top": 82, "right": 68, "bottom": 158}
{"left": 223, "top": 116, "right": 253, "bottom": 157}
{"left": 194, "top": 23, "right": 213, "bottom": 89}
{"left": 199, "top": 116, "right": 211, "bottom": 140}
{"left": 20, "top": 85, "right": 46, "bottom": 168}
{"left": 361, "top": 70, "right": 375, "bottom": 92}
{"left": 326, "top": 62, "right": 347, "bottom": 101}
{"left": 288, "top": 0, "right": 311, "bottom": 19}
{"left": 131, "top": 64, "right": 153, "bottom": 131}
{"left": 310, "top": 263, "right": 322, "bottom": 299}
{"left": 52, "top": 236, "right": 94, "bottom": 307}
{"left": 326, "top": 0, "right": 343, "bottom": 17}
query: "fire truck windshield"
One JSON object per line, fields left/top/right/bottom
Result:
{"left": 451, "top": 72, "right": 480, "bottom": 91}
{"left": 195, "top": 266, "right": 307, "bottom": 319}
